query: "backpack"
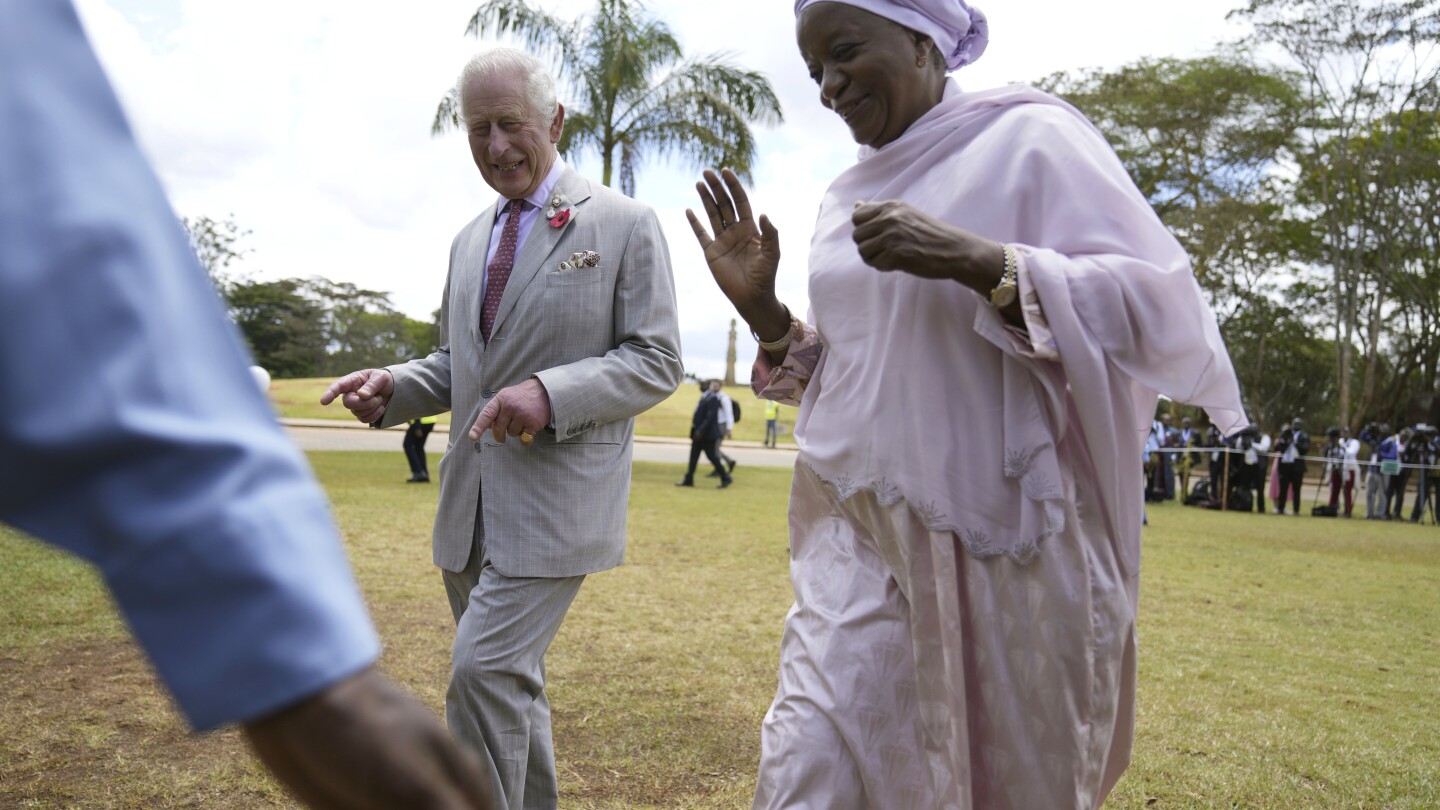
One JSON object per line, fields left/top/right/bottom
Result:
{"left": 730, "top": 398, "right": 741, "bottom": 423}
{"left": 1183, "top": 479, "right": 1210, "bottom": 506}
{"left": 1227, "top": 487, "right": 1253, "bottom": 513}
{"left": 1201, "top": 485, "right": 1251, "bottom": 512}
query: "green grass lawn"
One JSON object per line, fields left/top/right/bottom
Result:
{"left": 2, "top": 456, "right": 1437, "bottom": 808}
{"left": 271, "top": 377, "right": 798, "bottom": 446}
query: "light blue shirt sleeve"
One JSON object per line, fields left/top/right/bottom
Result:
{"left": 0, "top": 0, "right": 379, "bottom": 731}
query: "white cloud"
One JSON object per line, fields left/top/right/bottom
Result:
{"left": 74, "top": 0, "right": 1250, "bottom": 379}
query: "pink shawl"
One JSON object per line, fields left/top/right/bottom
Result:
{"left": 791, "top": 81, "right": 1246, "bottom": 575}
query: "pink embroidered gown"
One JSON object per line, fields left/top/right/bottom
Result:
{"left": 749, "top": 81, "right": 1246, "bottom": 810}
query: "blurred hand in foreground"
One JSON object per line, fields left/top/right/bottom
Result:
{"left": 244, "top": 667, "right": 497, "bottom": 810}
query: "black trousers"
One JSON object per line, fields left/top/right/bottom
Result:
{"left": 716, "top": 436, "right": 734, "bottom": 466}
{"left": 1276, "top": 463, "right": 1304, "bottom": 514}
{"left": 403, "top": 421, "right": 435, "bottom": 477}
{"left": 1389, "top": 469, "right": 1412, "bottom": 517}
{"left": 1209, "top": 456, "right": 1239, "bottom": 500}
{"left": 1242, "top": 464, "right": 1267, "bottom": 513}
{"left": 682, "top": 436, "right": 729, "bottom": 483}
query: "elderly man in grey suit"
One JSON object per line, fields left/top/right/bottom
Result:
{"left": 321, "top": 47, "right": 682, "bottom": 810}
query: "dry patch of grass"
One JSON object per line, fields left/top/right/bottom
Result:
{"left": 0, "top": 640, "right": 287, "bottom": 809}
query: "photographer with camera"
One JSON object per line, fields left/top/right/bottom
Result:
{"left": 1378, "top": 427, "right": 1412, "bottom": 520}
{"left": 1315, "top": 427, "right": 1341, "bottom": 516}
{"left": 1205, "top": 422, "right": 1225, "bottom": 496}
{"left": 1145, "top": 418, "right": 1163, "bottom": 503}
{"left": 1177, "top": 416, "right": 1201, "bottom": 500}
{"left": 1273, "top": 418, "right": 1311, "bottom": 515}
{"left": 1407, "top": 424, "right": 1439, "bottom": 523}
{"left": 1234, "top": 424, "right": 1269, "bottom": 513}
{"left": 1147, "top": 414, "right": 1180, "bottom": 501}
{"left": 1322, "top": 426, "right": 1359, "bottom": 517}
{"left": 1359, "top": 422, "right": 1391, "bottom": 519}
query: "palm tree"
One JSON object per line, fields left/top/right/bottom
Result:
{"left": 433, "top": 0, "right": 783, "bottom": 197}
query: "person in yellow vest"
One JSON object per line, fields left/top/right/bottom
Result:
{"left": 764, "top": 399, "right": 781, "bottom": 448}
{"left": 404, "top": 415, "right": 439, "bottom": 483}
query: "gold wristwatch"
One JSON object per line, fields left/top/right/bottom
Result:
{"left": 990, "top": 244, "right": 1018, "bottom": 308}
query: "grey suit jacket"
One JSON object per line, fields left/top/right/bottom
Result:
{"left": 378, "top": 168, "right": 683, "bottom": 576}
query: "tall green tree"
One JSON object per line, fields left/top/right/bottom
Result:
{"left": 181, "top": 214, "right": 251, "bottom": 295}
{"left": 1040, "top": 54, "right": 1306, "bottom": 299}
{"left": 1042, "top": 54, "right": 1321, "bottom": 427}
{"left": 406, "top": 309, "right": 444, "bottom": 358}
{"left": 1220, "top": 281, "right": 1339, "bottom": 427}
{"left": 1361, "top": 106, "right": 1440, "bottom": 423}
{"left": 433, "top": 0, "right": 783, "bottom": 196}
{"left": 227, "top": 279, "right": 327, "bottom": 379}
{"left": 303, "top": 278, "right": 431, "bottom": 377}
{"left": 1231, "top": 0, "right": 1440, "bottom": 425}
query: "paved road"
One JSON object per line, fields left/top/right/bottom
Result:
{"left": 284, "top": 421, "right": 799, "bottom": 469}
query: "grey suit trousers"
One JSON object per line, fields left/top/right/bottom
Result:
{"left": 443, "top": 522, "right": 585, "bottom": 810}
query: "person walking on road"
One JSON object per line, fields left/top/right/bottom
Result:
{"left": 404, "top": 416, "right": 438, "bottom": 483}
{"left": 678, "top": 380, "right": 733, "bottom": 489}
{"left": 712, "top": 381, "right": 739, "bottom": 478}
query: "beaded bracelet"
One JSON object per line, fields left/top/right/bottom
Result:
{"left": 753, "top": 305, "right": 799, "bottom": 353}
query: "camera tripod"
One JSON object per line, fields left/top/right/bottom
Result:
{"left": 1413, "top": 467, "right": 1438, "bottom": 525}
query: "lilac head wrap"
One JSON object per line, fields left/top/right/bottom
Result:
{"left": 794, "top": 0, "right": 989, "bottom": 71}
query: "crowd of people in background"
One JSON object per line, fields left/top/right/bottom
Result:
{"left": 1146, "top": 416, "right": 1440, "bottom": 523}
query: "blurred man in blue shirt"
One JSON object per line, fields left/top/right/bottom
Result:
{"left": 0, "top": 3, "right": 493, "bottom": 807}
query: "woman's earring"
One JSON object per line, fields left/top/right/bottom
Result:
{"left": 917, "top": 54, "right": 928, "bottom": 68}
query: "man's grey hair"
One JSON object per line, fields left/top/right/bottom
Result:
{"left": 456, "top": 48, "right": 559, "bottom": 125}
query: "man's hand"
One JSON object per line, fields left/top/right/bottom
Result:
{"left": 243, "top": 667, "right": 496, "bottom": 810}
{"left": 320, "top": 369, "right": 395, "bottom": 424}
{"left": 469, "top": 378, "right": 552, "bottom": 444}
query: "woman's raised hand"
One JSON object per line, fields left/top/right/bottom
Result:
{"left": 686, "top": 169, "right": 788, "bottom": 338}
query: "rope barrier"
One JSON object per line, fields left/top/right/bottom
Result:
{"left": 1147, "top": 445, "right": 1437, "bottom": 472}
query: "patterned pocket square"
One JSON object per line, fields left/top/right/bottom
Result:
{"left": 558, "top": 250, "right": 601, "bottom": 270}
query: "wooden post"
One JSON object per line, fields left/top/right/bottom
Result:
{"left": 1221, "top": 443, "right": 1230, "bottom": 511}
{"left": 724, "top": 319, "right": 737, "bottom": 386}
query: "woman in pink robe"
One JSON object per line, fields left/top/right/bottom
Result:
{"left": 687, "top": 1, "right": 1247, "bottom": 807}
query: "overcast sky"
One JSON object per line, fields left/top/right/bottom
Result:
{"left": 75, "top": 0, "right": 1250, "bottom": 380}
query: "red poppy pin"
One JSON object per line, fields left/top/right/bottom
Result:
{"left": 544, "top": 195, "right": 571, "bottom": 228}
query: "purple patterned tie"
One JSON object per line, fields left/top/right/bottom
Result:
{"left": 481, "top": 199, "right": 527, "bottom": 343}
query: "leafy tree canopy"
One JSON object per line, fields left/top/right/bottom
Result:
{"left": 181, "top": 214, "right": 251, "bottom": 295}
